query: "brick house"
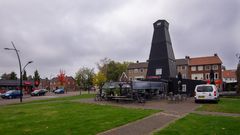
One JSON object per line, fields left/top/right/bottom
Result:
{"left": 188, "top": 54, "right": 223, "bottom": 88}
{"left": 223, "top": 70, "right": 237, "bottom": 83}
{"left": 127, "top": 54, "right": 223, "bottom": 88}
{"left": 50, "top": 76, "right": 77, "bottom": 91}
{"left": 222, "top": 69, "right": 237, "bottom": 91}
{"left": 39, "top": 78, "right": 50, "bottom": 89}
{"left": 176, "top": 57, "right": 189, "bottom": 79}
{"left": 127, "top": 61, "right": 148, "bottom": 81}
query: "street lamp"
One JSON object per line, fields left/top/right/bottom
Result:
{"left": 4, "top": 41, "right": 33, "bottom": 103}
{"left": 23, "top": 61, "right": 33, "bottom": 71}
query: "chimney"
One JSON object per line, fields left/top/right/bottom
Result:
{"left": 185, "top": 56, "right": 190, "bottom": 59}
{"left": 136, "top": 60, "right": 139, "bottom": 63}
{"left": 214, "top": 53, "right": 218, "bottom": 56}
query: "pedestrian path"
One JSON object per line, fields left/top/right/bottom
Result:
{"left": 98, "top": 112, "right": 178, "bottom": 135}
{"left": 79, "top": 98, "right": 200, "bottom": 135}
{"left": 193, "top": 111, "right": 240, "bottom": 117}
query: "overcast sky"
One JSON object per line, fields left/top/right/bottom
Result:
{"left": 0, "top": 0, "right": 239, "bottom": 78}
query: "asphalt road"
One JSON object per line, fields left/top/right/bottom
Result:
{"left": 0, "top": 91, "right": 92, "bottom": 106}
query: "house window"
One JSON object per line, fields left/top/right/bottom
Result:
{"left": 182, "top": 66, "right": 186, "bottom": 70}
{"left": 134, "top": 69, "right": 138, "bottom": 73}
{"left": 140, "top": 68, "right": 144, "bottom": 72}
{"left": 198, "top": 66, "right": 203, "bottom": 71}
{"left": 182, "top": 84, "right": 187, "bottom": 92}
{"left": 182, "top": 74, "right": 187, "bottom": 79}
{"left": 205, "top": 73, "right": 210, "bottom": 80}
{"left": 191, "top": 66, "right": 196, "bottom": 71}
{"left": 214, "top": 73, "right": 219, "bottom": 79}
{"left": 205, "top": 65, "right": 211, "bottom": 70}
{"left": 191, "top": 74, "right": 204, "bottom": 80}
{"left": 213, "top": 65, "right": 218, "bottom": 70}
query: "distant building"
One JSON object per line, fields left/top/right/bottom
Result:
{"left": 188, "top": 54, "right": 223, "bottom": 88}
{"left": 223, "top": 70, "right": 237, "bottom": 83}
{"left": 0, "top": 80, "right": 34, "bottom": 94}
{"left": 50, "top": 76, "right": 77, "bottom": 91}
{"left": 65, "top": 76, "right": 77, "bottom": 91}
{"left": 119, "top": 72, "right": 129, "bottom": 82}
{"left": 39, "top": 78, "right": 50, "bottom": 89}
{"left": 127, "top": 61, "right": 148, "bottom": 81}
{"left": 176, "top": 57, "right": 189, "bottom": 79}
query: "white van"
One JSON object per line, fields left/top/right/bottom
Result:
{"left": 194, "top": 84, "right": 219, "bottom": 103}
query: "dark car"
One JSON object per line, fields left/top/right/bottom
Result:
{"left": 0, "top": 89, "right": 6, "bottom": 97}
{"left": 1, "top": 90, "right": 21, "bottom": 99}
{"left": 31, "top": 89, "right": 48, "bottom": 96}
{"left": 54, "top": 88, "right": 64, "bottom": 94}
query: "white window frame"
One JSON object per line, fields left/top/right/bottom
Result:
{"left": 182, "top": 74, "right": 186, "bottom": 79}
{"left": 213, "top": 65, "right": 218, "bottom": 70}
{"left": 134, "top": 69, "right": 138, "bottom": 73}
{"left": 182, "top": 84, "right": 187, "bottom": 92}
{"left": 191, "top": 66, "right": 196, "bottom": 71}
{"left": 205, "top": 73, "right": 210, "bottom": 80}
{"left": 205, "top": 65, "right": 211, "bottom": 70}
{"left": 198, "top": 66, "right": 203, "bottom": 71}
{"left": 214, "top": 73, "right": 219, "bottom": 79}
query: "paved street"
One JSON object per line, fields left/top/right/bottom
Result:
{"left": 0, "top": 91, "right": 90, "bottom": 106}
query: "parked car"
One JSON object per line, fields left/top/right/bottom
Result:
{"left": 0, "top": 89, "right": 6, "bottom": 96}
{"left": 54, "top": 88, "right": 64, "bottom": 94}
{"left": 31, "top": 89, "right": 48, "bottom": 96}
{"left": 1, "top": 90, "right": 21, "bottom": 99}
{"left": 194, "top": 84, "right": 219, "bottom": 103}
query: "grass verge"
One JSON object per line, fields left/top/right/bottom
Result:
{"left": 155, "top": 113, "right": 240, "bottom": 135}
{"left": 0, "top": 99, "right": 158, "bottom": 135}
{"left": 197, "top": 98, "right": 240, "bottom": 113}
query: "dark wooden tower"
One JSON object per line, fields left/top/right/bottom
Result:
{"left": 146, "top": 20, "right": 177, "bottom": 80}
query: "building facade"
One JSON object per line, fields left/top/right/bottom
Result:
{"left": 188, "top": 54, "right": 222, "bottom": 88}
{"left": 127, "top": 61, "right": 148, "bottom": 81}
{"left": 50, "top": 76, "right": 77, "bottom": 91}
{"left": 223, "top": 70, "right": 237, "bottom": 83}
{"left": 176, "top": 58, "right": 189, "bottom": 79}
{"left": 127, "top": 54, "right": 223, "bottom": 88}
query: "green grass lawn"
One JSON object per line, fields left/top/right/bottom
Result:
{"left": 197, "top": 98, "right": 240, "bottom": 113}
{"left": 155, "top": 113, "right": 240, "bottom": 135}
{"left": 0, "top": 95, "right": 158, "bottom": 135}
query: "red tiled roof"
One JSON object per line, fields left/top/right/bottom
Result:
{"left": 189, "top": 55, "right": 222, "bottom": 66}
{"left": 223, "top": 70, "right": 236, "bottom": 78}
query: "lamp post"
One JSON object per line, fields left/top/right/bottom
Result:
{"left": 4, "top": 42, "right": 33, "bottom": 103}
{"left": 23, "top": 61, "right": 33, "bottom": 72}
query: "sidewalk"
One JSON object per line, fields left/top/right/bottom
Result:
{"left": 194, "top": 111, "right": 240, "bottom": 117}
{"left": 98, "top": 112, "right": 178, "bottom": 135}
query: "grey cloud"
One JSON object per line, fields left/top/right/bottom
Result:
{"left": 0, "top": 0, "right": 239, "bottom": 78}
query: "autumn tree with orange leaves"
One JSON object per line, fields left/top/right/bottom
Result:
{"left": 57, "top": 70, "right": 66, "bottom": 89}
